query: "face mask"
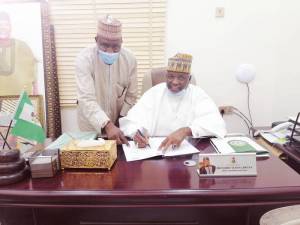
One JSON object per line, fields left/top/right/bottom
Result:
{"left": 98, "top": 49, "right": 119, "bottom": 65}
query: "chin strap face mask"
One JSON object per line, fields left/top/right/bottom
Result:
{"left": 98, "top": 49, "right": 119, "bottom": 65}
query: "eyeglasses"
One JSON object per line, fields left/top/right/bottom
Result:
{"left": 98, "top": 42, "right": 121, "bottom": 53}
{"left": 166, "top": 74, "right": 190, "bottom": 82}
{"left": 96, "top": 36, "right": 122, "bottom": 53}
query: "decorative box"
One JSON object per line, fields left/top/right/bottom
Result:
{"left": 60, "top": 140, "right": 117, "bottom": 170}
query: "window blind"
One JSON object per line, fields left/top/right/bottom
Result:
{"left": 48, "top": 0, "right": 166, "bottom": 106}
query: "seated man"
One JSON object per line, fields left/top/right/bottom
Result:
{"left": 119, "top": 53, "right": 226, "bottom": 150}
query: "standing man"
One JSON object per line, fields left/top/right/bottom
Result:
{"left": 120, "top": 53, "right": 226, "bottom": 150}
{"left": 76, "top": 15, "right": 137, "bottom": 144}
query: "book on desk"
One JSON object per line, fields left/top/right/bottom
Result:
{"left": 210, "top": 136, "right": 269, "bottom": 157}
{"left": 122, "top": 137, "right": 199, "bottom": 162}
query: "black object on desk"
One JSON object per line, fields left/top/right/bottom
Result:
{"left": 274, "top": 113, "right": 300, "bottom": 173}
{"left": 286, "top": 112, "right": 300, "bottom": 153}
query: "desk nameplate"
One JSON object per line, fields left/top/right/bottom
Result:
{"left": 198, "top": 153, "right": 257, "bottom": 177}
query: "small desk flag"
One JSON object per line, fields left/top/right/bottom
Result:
{"left": 11, "top": 91, "right": 45, "bottom": 143}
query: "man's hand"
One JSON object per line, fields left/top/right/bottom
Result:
{"left": 104, "top": 121, "right": 128, "bottom": 145}
{"left": 133, "top": 130, "right": 149, "bottom": 148}
{"left": 159, "top": 127, "right": 192, "bottom": 151}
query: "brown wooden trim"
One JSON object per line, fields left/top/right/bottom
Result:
{"left": 40, "top": 1, "right": 62, "bottom": 139}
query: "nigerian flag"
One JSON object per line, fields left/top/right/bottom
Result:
{"left": 11, "top": 91, "right": 46, "bottom": 143}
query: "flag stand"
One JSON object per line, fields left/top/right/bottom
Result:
{"left": 1, "top": 120, "right": 13, "bottom": 150}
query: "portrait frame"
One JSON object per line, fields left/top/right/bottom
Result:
{"left": 0, "top": 0, "right": 61, "bottom": 139}
{"left": 0, "top": 95, "right": 44, "bottom": 126}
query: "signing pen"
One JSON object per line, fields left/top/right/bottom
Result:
{"left": 137, "top": 129, "right": 151, "bottom": 148}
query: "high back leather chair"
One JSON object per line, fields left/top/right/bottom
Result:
{"left": 141, "top": 67, "right": 196, "bottom": 94}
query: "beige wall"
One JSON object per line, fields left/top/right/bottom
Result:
{"left": 62, "top": 0, "right": 300, "bottom": 133}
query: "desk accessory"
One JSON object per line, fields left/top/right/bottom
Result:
{"left": 29, "top": 149, "right": 59, "bottom": 178}
{"left": 0, "top": 149, "right": 29, "bottom": 185}
{"left": 183, "top": 160, "right": 196, "bottom": 167}
{"left": 198, "top": 153, "right": 257, "bottom": 177}
{"left": 286, "top": 112, "right": 300, "bottom": 153}
{"left": 60, "top": 140, "right": 117, "bottom": 170}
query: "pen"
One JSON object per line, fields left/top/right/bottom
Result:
{"left": 137, "top": 129, "right": 151, "bottom": 148}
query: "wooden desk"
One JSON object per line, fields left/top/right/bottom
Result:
{"left": 0, "top": 139, "right": 300, "bottom": 225}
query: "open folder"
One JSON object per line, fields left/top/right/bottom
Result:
{"left": 210, "top": 136, "right": 269, "bottom": 157}
{"left": 122, "top": 137, "right": 199, "bottom": 162}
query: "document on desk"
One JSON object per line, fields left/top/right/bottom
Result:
{"left": 122, "top": 137, "right": 199, "bottom": 162}
{"left": 259, "top": 131, "right": 290, "bottom": 144}
{"left": 210, "top": 136, "right": 269, "bottom": 157}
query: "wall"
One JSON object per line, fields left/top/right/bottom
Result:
{"left": 61, "top": 0, "right": 300, "bottom": 133}
{"left": 166, "top": 0, "right": 300, "bottom": 133}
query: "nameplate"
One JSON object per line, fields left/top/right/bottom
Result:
{"left": 198, "top": 153, "right": 257, "bottom": 177}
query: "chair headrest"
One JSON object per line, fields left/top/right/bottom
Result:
{"left": 151, "top": 67, "right": 167, "bottom": 86}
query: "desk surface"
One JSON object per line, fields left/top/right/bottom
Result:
{"left": 0, "top": 138, "right": 300, "bottom": 208}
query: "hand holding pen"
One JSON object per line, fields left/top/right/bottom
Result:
{"left": 133, "top": 129, "right": 151, "bottom": 148}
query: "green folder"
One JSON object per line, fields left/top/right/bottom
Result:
{"left": 227, "top": 140, "right": 267, "bottom": 155}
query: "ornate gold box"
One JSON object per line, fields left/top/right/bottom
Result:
{"left": 60, "top": 140, "right": 117, "bottom": 170}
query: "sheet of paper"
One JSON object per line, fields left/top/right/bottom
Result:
{"left": 260, "top": 132, "right": 288, "bottom": 144}
{"left": 122, "top": 137, "right": 199, "bottom": 162}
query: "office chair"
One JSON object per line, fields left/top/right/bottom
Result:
{"left": 260, "top": 205, "right": 300, "bottom": 225}
{"left": 141, "top": 67, "right": 196, "bottom": 94}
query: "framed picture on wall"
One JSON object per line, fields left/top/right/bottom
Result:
{"left": 0, "top": 94, "right": 44, "bottom": 150}
{"left": 0, "top": 0, "right": 61, "bottom": 139}
{"left": 0, "top": 95, "right": 44, "bottom": 126}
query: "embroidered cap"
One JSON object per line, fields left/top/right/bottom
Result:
{"left": 97, "top": 15, "right": 122, "bottom": 41}
{"left": 167, "top": 53, "right": 193, "bottom": 74}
